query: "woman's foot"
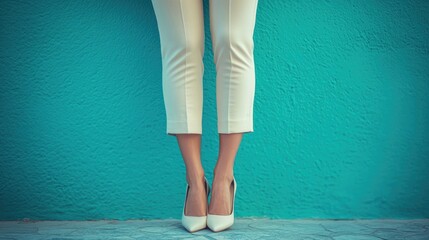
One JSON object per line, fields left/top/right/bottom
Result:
{"left": 184, "top": 175, "right": 208, "bottom": 216}
{"left": 208, "top": 174, "right": 234, "bottom": 215}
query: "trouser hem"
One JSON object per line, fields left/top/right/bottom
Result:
{"left": 166, "top": 120, "right": 202, "bottom": 136}
{"left": 218, "top": 119, "right": 254, "bottom": 134}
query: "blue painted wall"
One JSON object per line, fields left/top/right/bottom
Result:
{"left": 1, "top": 0, "right": 428, "bottom": 220}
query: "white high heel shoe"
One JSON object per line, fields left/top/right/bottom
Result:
{"left": 207, "top": 177, "right": 237, "bottom": 232}
{"left": 181, "top": 176, "right": 210, "bottom": 232}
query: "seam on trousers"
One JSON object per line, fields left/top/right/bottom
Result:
{"left": 179, "top": 0, "right": 189, "bottom": 133}
{"left": 228, "top": 0, "right": 232, "bottom": 133}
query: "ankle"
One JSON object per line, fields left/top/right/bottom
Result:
{"left": 212, "top": 171, "right": 234, "bottom": 184}
{"left": 186, "top": 172, "right": 206, "bottom": 187}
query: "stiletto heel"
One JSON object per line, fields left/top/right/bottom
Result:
{"left": 181, "top": 176, "right": 210, "bottom": 232}
{"left": 207, "top": 177, "right": 237, "bottom": 232}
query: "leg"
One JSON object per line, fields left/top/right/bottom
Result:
{"left": 152, "top": 0, "right": 205, "bottom": 136}
{"left": 208, "top": 0, "right": 259, "bottom": 215}
{"left": 152, "top": 0, "right": 207, "bottom": 216}
{"left": 210, "top": 133, "right": 242, "bottom": 215}
{"left": 211, "top": 0, "right": 258, "bottom": 134}
{"left": 176, "top": 134, "right": 207, "bottom": 216}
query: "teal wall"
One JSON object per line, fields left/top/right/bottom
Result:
{"left": 1, "top": 0, "right": 428, "bottom": 220}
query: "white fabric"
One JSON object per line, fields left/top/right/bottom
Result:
{"left": 152, "top": 0, "right": 258, "bottom": 135}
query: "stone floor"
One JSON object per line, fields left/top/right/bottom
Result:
{"left": 0, "top": 218, "right": 428, "bottom": 240}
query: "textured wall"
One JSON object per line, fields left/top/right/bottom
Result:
{"left": 1, "top": 0, "right": 428, "bottom": 220}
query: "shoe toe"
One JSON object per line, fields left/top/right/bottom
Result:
{"left": 207, "top": 214, "right": 234, "bottom": 232}
{"left": 182, "top": 215, "right": 207, "bottom": 232}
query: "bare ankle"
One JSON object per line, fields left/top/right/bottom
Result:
{"left": 213, "top": 171, "right": 234, "bottom": 183}
{"left": 186, "top": 172, "right": 206, "bottom": 187}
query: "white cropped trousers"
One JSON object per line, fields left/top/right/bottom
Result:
{"left": 151, "top": 0, "right": 258, "bottom": 136}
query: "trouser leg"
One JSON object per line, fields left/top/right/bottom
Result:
{"left": 152, "top": 0, "right": 205, "bottom": 136}
{"left": 210, "top": 0, "right": 258, "bottom": 134}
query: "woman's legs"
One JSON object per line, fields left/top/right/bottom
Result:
{"left": 152, "top": 0, "right": 207, "bottom": 216}
{"left": 152, "top": 0, "right": 259, "bottom": 216}
{"left": 209, "top": 0, "right": 258, "bottom": 215}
